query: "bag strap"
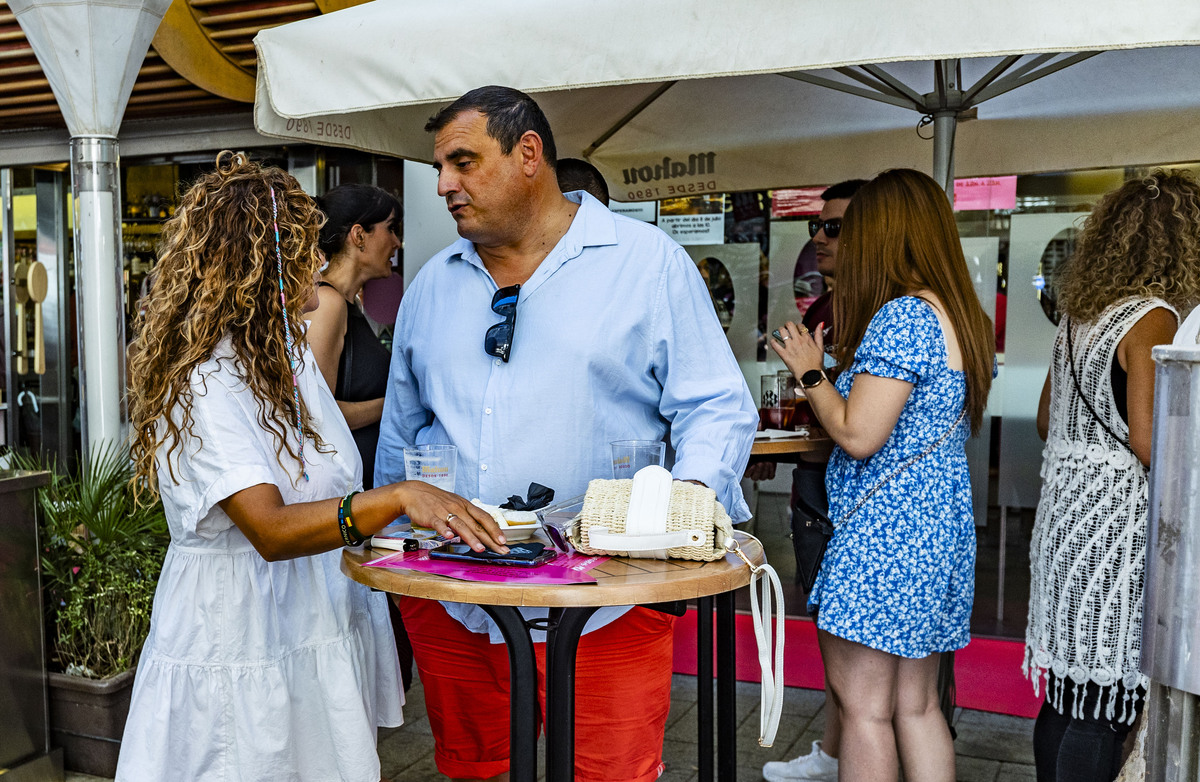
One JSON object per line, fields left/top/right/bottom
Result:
{"left": 1064, "top": 317, "right": 1139, "bottom": 460}
{"left": 837, "top": 404, "right": 967, "bottom": 526}
{"left": 725, "top": 534, "right": 785, "bottom": 747}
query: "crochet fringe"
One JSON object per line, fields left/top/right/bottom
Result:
{"left": 1023, "top": 649, "right": 1145, "bottom": 726}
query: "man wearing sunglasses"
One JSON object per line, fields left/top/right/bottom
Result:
{"left": 764, "top": 178, "right": 865, "bottom": 782}
{"left": 799, "top": 179, "right": 867, "bottom": 345}
{"left": 375, "top": 85, "right": 756, "bottom": 782}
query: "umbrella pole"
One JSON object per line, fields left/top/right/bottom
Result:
{"left": 70, "top": 136, "right": 128, "bottom": 469}
{"left": 932, "top": 109, "right": 957, "bottom": 200}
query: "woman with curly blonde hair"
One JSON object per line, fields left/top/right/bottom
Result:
{"left": 1026, "top": 170, "right": 1200, "bottom": 782}
{"left": 116, "top": 153, "right": 508, "bottom": 782}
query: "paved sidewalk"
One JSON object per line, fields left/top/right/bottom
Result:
{"left": 67, "top": 674, "right": 1035, "bottom": 781}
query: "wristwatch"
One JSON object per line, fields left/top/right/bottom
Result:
{"left": 799, "top": 369, "right": 827, "bottom": 390}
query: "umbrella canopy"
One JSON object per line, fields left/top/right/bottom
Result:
{"left": 10, "top": 0, "right": 172, "bottom": 137}
{"left": 255, "top": 0, "right": 1200, "bottom": 196}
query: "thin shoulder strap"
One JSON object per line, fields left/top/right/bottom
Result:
{"left": 1064, "top": 316, "right": 1138, "bottom": 459}
{"left": 838, "top": 405, "right": 967, "bottom": 525}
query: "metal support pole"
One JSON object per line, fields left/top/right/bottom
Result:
{"left": 997, "top": 505, "right": 1008, "bottom": 625}
{"left": 931, "top": 110, "right": 958, "bottom": 199}
{"left": 479, "top": 605, "right": 540, "bottom": 782}
{"left": 69, "top": 136, "right": 127, "bottom": 466}
{"left": 716, "top": 591, "right": 737, "bottom": 780}
{"left": 545, "top": 606, "right": 598, "bottom": 782}
{"left": 1, "top": 168, "right": 13, "bottom": 445}
{"left": 696, "top": 596, "right": 714, "bottom": 782}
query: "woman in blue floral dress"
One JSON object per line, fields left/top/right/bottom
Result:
{"left": 772, "top": 169, "right": 995, "bottom": 782}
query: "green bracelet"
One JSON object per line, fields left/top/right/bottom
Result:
{"left": 339, "top": 491, "right": 366, "bottom": 545}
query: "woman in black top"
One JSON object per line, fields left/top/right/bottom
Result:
{"left": 307, "top": 184, "right": 401, "bottom": 491}
{"left": 307, "top": 184, "right": 414, "bottom": 691}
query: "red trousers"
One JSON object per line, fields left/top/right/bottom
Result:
{"left": 398, "top": 597, "right": 676, "bottom": 781}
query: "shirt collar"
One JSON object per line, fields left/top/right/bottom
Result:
{"left": 448, "top": 190, "right": 618, "bottom": 278}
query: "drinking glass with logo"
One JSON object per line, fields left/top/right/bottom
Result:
{"left": 759, "top": 374, "right": 794, "bottom": 430}
{"left": 402, "top": 444, "right": 457, "bottom": 492}
{"left": 610, "top": 440, "right": 666, "bottom": 479}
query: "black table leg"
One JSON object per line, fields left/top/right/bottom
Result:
{"left": 544, "top": 606, "right": 598, "bottom": 782}
{"left": 717, "top": 590, "right": 736, "bottom": 780}
{"left": 480, "top": 605, "right": 540, "bottom": 782}
{"left": 697, "top": 595, "right": 714, "bottom": 782}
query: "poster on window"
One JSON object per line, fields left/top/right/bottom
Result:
{"left": 610, "top": 201, "right": 657, "bottom": 222}
{"left": 681, "top": 243, "right": 760, "bottom": 366}
{"left": 659, "top": 195, "right": 725, "bottom": 245}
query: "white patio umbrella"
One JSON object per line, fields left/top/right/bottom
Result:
{"left": 254, "top": 0, "right": 1200, "bottom": 197}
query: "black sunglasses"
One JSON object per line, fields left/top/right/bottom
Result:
{"left": 484, "top": 284, "right": 520, "bottom": 362}
{"left": 808, "top": 218, "right": 842, "bottom": 239}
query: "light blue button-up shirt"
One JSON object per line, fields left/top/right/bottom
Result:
{"left": 376, "top": 191, "right": 757, "bottom": 640}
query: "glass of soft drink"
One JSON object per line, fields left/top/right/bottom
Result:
{"left": 759, "top": 374, "right": 794, "bottom": 430}
{"left": 403, "top": 444, "right": 457, "bottom": 492}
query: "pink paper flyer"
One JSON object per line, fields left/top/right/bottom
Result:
{"left": 364, "top": 549, "right": 608, "bottom": 585}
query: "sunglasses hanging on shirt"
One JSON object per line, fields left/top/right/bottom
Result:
{"left": 484, "top": 284, "right": 520, "bottom": 362}
{"left": 807, "top": 218, "right": 841, "bottom": 239}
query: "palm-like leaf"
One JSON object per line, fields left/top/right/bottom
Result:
{"left": 12, "top": 443, "right": 169, "bottom": 678}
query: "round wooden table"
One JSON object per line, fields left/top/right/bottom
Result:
{"left": 342, "top": 533, "right": 765, "bottom": 782}
{"left": 750, "top": 432, "right": 834, "bottom": 461}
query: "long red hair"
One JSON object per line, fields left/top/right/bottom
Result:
{"left": 833, "top": 168, "right": 994, "bottom": 433}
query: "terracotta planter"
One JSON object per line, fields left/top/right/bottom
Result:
{"left": 47, "top": 668, "right": 134, "bottom": 777}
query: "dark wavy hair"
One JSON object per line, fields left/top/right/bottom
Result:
{"left": 316, "top": 184, "right": 401, "bottom": 259}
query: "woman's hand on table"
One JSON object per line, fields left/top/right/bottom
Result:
{"left": 769, "top": 321, "right": 825, "bottom": 376}
{"left": 393, "top": 482, "right": 510, "bottom": 554}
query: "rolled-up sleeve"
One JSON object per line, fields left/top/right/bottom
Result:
{"left": 652, "top": 248, "right": 757, "bottom": 521}
{"left": 161, "top": 372, "right": 278, "bottom": 538}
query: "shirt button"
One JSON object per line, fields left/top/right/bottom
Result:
{"left": 481, "top": 463, "right": 489, "bottom": 471}
{"left": 484, "top": 408, "right": 492, "bottom": 415}
{"left": 494, "top": 359, "right": 502, "bottom": 367}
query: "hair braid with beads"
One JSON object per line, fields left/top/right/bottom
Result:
{"left": 129, "top": 151, "right": 327, "bottom": 497}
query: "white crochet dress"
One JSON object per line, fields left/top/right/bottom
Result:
{"left": 1024, "top": 297, "right": 1174, "bottom": 723}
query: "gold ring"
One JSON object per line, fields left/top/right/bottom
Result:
{"left": 446, "top": 513, "right": 458, "bottom": 524}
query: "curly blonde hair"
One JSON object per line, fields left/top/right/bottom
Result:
{"left": 1056, "top": 169, "right": 1200, "bottom": 322}
{"left": 129, "top": 152, "right": 326, "bottom": 496}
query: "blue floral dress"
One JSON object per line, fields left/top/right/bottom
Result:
{"left": 808, "top": 296, "right": 975, "bottom": 658}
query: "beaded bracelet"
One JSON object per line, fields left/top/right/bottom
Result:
{"left": 338, "top": 491, "right": 366, "bottom": 546}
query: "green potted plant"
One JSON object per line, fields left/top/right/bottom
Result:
{"left": 14, "top": 443, "right": 169, "bottom": 776}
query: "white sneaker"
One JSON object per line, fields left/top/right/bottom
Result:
{"left": 761, "top": 740, "right": 839, "bottom": 782}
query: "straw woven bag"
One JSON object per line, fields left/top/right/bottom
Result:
{"left": 571, "top": 476, "right": 734, "bottom": 561}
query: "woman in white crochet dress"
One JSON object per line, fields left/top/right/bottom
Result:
{"left": 1026, "top": 170, "right": 1200, "bottom": 782}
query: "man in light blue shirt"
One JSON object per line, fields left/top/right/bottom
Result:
{"left": 376, "top": 85, "right": 756, "bottom": 781}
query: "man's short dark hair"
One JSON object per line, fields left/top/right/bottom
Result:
{"left": 556, "top": 158, "right": 610, "bottom": 206}
{"left": 424, "top": 85, "right": 558, "bottom": 166}
{"left": 821, "top": 179, "right": 868, "bottom": 202}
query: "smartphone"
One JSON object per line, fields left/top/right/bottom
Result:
{"left": 429, "top": 542, "right": 557, "bottom": 568}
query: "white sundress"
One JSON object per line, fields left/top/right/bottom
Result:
{"left": 115, "top": 339, "right": 403, "bottom": 782}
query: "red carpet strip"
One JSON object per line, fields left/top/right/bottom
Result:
{"left": 672, "top": 609, "right": 1041, "bottom": 719}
